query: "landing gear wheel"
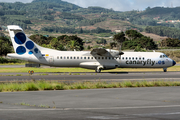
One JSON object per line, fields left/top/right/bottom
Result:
{"left": 163, "top": 68, "right": 167, "bottom": 72}
{"left": 95, "top": 68, "right": 101, "bottom": 73}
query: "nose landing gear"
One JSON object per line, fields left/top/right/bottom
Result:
{"left": 163, "top": 68, "right": 167, "bottom": 72}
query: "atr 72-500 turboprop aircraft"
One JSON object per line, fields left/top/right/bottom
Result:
{"left": 7, "top": 25, "right": 176, "bottom": 73}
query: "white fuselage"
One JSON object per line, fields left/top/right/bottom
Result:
{"left": 8, "top": 50, "right": 174, "bottom": 70}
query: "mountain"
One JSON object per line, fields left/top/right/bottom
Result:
{"left": 141, "top": 7, "right": 180, "bottom": 18}
{"left": 0, "top": 0, "right": 123, "bottom": 31}
{"left": 1, "top": 0, "right": 180, "bottom": 37}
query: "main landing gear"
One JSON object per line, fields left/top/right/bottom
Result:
{"left": 95, "top": 66, "right": 103, "bottom": 73}
{"left": 163, "top": 68, "right": 167, "bottom": 72}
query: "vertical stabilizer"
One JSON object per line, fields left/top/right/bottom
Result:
{"left": 7, "top": 25, "right": 44, "bottom": 55}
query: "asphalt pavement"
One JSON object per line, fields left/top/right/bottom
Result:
{"left": 0, "top": 72, "right": 180, "bottom": 82}
{"left": 0, "top": 87, "right": 180, "bottom": 120}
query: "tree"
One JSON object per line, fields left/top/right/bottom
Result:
{"left": 113, "top": 32, "right": 125, "bottom": 52}
{"left": 121, "top": 30, "right": 157, "bottom": 51}
{"left": 29, "top": 34, "right": 50, "bottom": 45}
{"left": 125, "top": 30, "right": 143, "bottom": 40}
{"left": 110, "top": 42, "right": 117, "bottom": 49}
{"left": 87, "top": 45, "right": 91, "bottom": 50}
{"left": 0, "top": 37, "right": 12, "bottom": 56}
{"left": 96, "top": 38, "right": 107, "bottom": 44}
{"left": 161, "top": 38, "right": 180, "bottom": 47}
{"left": 57, "top": 35, "right": 84, "bottom": 51}
{"left": 68, "top": 40, "right": 80, "bottom": 51}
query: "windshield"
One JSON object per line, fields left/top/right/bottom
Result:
{"left": 160, "top": 54, "right": 168, "bottom": 58}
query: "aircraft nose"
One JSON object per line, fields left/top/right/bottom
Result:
{"left": 173, "top": 60, "right": 176, "bottom": 66}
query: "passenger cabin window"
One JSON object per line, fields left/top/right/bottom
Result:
{"left": 160, "top": 55, "right": 162, "bottom": 58}
{"left": 60, "top": 57, "right": 62, "bottom": 59}
{"left": 136, "top": 57, "right": 138, "bottom": 60}
{"left": 74, "top": 57, "right": 76, "bottom": 59}
{"left": 67, "top": 57, "right": 69, "bottom": 59}
{"left": 84, "top": 57, "right": 86, "bottom": 59}
{"left": 57, "top": 56, "right": 59, "bottom": 59}
{"left": 77, "top": 57, "right": 79, "bottom": 59}
{"left": 129, "top": 57, "right": 131, "bottom": 60}
{"left": 132, "top": 57, "right": 134, "bottom": 60}
{"left": 143, "top": 57, "right": 145, "bottom": 60}
{"left": 139, "top": 57, "right": 141, "bottom": 60}
{"left": 126, "top": 57, "right": 128, "bottom": 60}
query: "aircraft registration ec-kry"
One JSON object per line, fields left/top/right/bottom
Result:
{"left": 7, "top": 25, "right": 176, "bottom": 73}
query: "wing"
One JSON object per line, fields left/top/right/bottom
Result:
{"left": 90, "top": 48, "right": 108, "bottom": 56}
{"left": 90, "top": 48, "right": 124, "bottom": 57}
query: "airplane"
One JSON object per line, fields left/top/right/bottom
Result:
{"left": 7, "top": 25, "right": 176, "bottom": 73}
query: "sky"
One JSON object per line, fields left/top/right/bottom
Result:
{"left": 0, "top": 0, "right": 180, "bottom": 11}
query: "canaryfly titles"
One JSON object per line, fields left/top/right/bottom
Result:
{"left": 126, "top": 59, "right": 155, "bottom": 66}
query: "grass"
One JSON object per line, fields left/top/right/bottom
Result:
{"left": 0, "top": 80, "right": 180, "bottom": 92}
{"left": 16, "top": 74, "right": 22, "bottom": 76}
{"left": 0, "top": 66, "right": 180, "bottom": 73}
{"left": 15, "top": 102, "right": 51, "bottom": 108}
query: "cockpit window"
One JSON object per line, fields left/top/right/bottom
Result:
{"left": 164, "top": 55, "right": 168, "bottom": 58}
{"left": 160, "top": 54, "right": 168, "bottom": 58}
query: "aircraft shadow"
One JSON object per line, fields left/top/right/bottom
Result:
{"left": 47, "top": 72, "right": 129, "bottom": 74}
{"left": 106, "top": 72, "right": 129, "bottom": 74}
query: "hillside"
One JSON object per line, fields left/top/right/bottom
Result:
{"left": 0, "top": 0, "right": 139, "bottom": 31}
{"left": 141, "top": 32, "right": 167, "bottom": 41}
{"left": 0, "top": 0, "right": 180, "bottom": 43}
